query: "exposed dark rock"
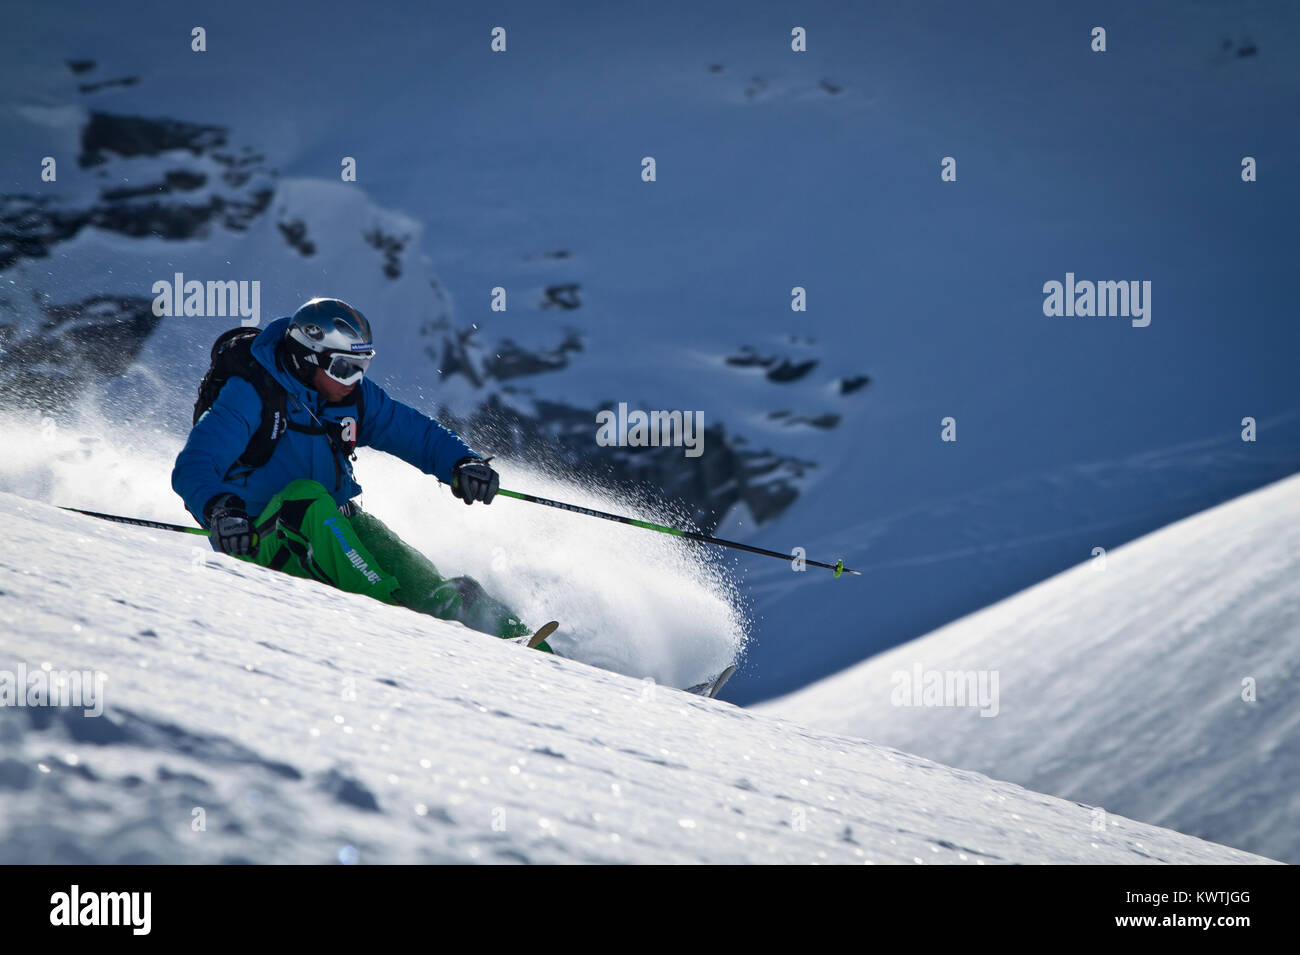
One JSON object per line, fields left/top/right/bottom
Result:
{"left": 433, "top": 325, "right": 485, "bottom": 388}
{"left": 434, "top": 325, "right": 583, "bottom": 388}
{"left": 542, "top": 283, "right": 582, "bottom": 310}
{"left": 820, "top": 79, "right": 843, "bottom": 95}
{"left": 728, "top": 343, "right": 838, "bottom": 386}
{"left": 427, "top": 326, "right": 845, "bottom": 525}
{"left": 837, "top": 374, "right": 871, "bottom": 395}
{"left": 724, "top": 347, "right": 817, "bottom": 382}
{"left": 223, "top": 187, "right": 275, "bottom": 231}
{"left": 363, "top": 226, "right": 406, "bottom": 279}
{"left": 725, "top": 347, "right": 775, "bottom": 370}
{"left": 79, "top": 75, "right": 140, "bottom": 94}
{"left": 212, "top": 148, "right": 268, "bottom": 189}
{"left": 80, "top": 111, "right": 226, "bottom": 167}
{"left": 439, "top": 393, "right": 812, "bottom": 531}
{"left": 1219, "top": 37, "right": 1259, "bottom": 59}
{"left": 66, "top": 59, "right": 96, "bottom": 74}
{"left": 0, "top": 191, "right": 265, "bottom": 268}
{"left": 483, "top": 331, "right": 582, "bottom": 381}
{"left": 2, "top": 111, "right": 273, "bottom": 270}
{"left": 766, "top": 410, "right": 840, "bottom": 430}
{"left": 91, "top": 197, "right": 208, "bottom": 238}
{"left": 0, "top": 195, "right": 84, "bottom": 271}
{"left": 102, "top": 169, "right": 207, "bottom": 201}
{"left": 766, "top": 358, "right": 817, "bottom": 383}
{"left": 278, "top": 218, "right": 315, "bottom": 256}
{"left": 0, "top": 295, "right": 159, "bottom": 411}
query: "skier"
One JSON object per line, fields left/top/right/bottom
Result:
{"left": 171, "top": 297, "right": 551, "bottom": 650}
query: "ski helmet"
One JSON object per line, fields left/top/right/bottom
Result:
{"left": 282, "top": 297, "right": 376, "bottom": 387}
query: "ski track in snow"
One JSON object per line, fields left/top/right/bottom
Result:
{"left": 0, "top": 494, "right": 1274, "bottom": 864}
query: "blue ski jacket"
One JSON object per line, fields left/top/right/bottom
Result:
{"left": 172, "top": 316, "right": 475, "bottom": 531}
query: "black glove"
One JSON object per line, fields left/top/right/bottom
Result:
{"left": 451, "top": 456, "right": 499, "bottom": 505}
{"left": 204, "top": 493, "right": 258, "bottom": 556}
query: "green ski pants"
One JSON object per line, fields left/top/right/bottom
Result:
{"left": 242, "top": 479, "right": 536, "bottom": 643}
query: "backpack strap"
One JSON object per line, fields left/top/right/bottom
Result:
{"left": 231, "top": 356, "right": 289, "bottom": 469}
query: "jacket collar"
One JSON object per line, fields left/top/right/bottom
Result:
{"left": 251, "top": 316, "right": 317, "bottom": 404}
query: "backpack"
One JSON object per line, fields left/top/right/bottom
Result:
{"left": 192, "top": 327, "right": 366, "bottom": 479}
{"left": 192, "top": 328, "right": 289, "bottom": 468}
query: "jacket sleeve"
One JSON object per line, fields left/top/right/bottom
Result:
{"left": 358, "top": 379, "right": 475, "bottom": 484}
{"left": 171, "top": 377, "right": 262, "bottom": 525}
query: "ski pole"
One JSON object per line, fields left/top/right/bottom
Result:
{"left": 62, "top": 495, "right": 861, "bottom": 578}
{"left": 59, "top": 506, "right": 210, "bottom": 537}
{"left": 495, "top": 488, "right": 859, "bottom": 577}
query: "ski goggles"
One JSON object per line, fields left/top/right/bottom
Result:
{"left": 319, "top": 349, "right": 375, "bottom": 386}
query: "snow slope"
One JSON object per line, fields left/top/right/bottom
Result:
{"left": 0, "top": 494, "right": 1273, "bottom": 864}
{"left": 761, "top": 473, "right": 1300, "bottom": 863}
{"left": 3, "top": 0, "right": 1299, "bottom": 706}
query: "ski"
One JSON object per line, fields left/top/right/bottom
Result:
{"left": 683, "top": 664, "right": 737, "bottom": 699}
{"left": 707, "top": 664, "right": 737, "bottom": 698}
{"left": 528, "top": 620, "right": 559, "bottom": 649}
{"left": 508, "top": 620, "right": 559, "bottom": 650}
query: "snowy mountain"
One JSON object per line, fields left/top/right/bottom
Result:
{"left": 2, "top": 0, "right": 1297, "bottom": 867}
{"left": 2, "top": 0, "right": 1298, "bottom": 707}
{"left": 0, "top": 492, "right": 1273, "bottom": 864}
{"left": 761, "top": 473, "right": 1300, "bottom": 864}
